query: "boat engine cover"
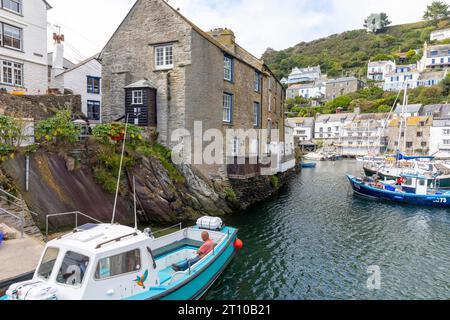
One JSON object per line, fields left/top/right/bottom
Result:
{"left": 6, "top": 280, "right": 58, "bottom": 300}
{"left": 196, "top": 216, "right": 223, "bottom": 231}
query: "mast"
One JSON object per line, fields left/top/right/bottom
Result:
{"left": 111, "top": 114, "right": 130, "bottom": 225}
{"left": 396, "top": 82, "right": 408, "bottom": 164}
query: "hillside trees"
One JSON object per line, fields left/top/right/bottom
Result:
{"left": 423, "top": 1, "right": 450, "bottom": 22}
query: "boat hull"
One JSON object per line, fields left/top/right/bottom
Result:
{"left": 347, "top": 175, "right": 450, "bottom": 207}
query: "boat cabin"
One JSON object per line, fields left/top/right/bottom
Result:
{"left": 6, "top": 222, "right": 231, "bottom": 300}
{"left": 401, "top": 174, "right": 429, "bottom": 195}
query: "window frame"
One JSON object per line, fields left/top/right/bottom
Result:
{"left": 56, "top": 251, "right": 91, "bottom": 288}
{"left": 1, "top": 0, "right": 22, "bottom": 15}
{"left": 2, "top": 22, "right": 22, "bottom": 51}
{"left": 87, "top": 100, "right": 101, "bottom": 121}
{"left": 223, "top": 92, "right": 233, "bottom": 124}
{"left": 254, "top": 71, "right": 261, "bottom": 93}
{"left": 87, "top": 76, "right": 100, "bottom": 94}
{"left": 131, "top": 90, "right": 143, "bottom": 105}
{"left": 94, "top": 249, "right": 142, "bottom": 281}
{"left": 224, "top": 54, "right": 233, "bottom": 82}
{"left": 253, "top": 101, "right": 260, "bottom": 128}
{"left": 155, "top": 44, "right": 174, "bottom": 70}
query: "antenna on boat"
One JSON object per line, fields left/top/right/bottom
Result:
{"left": 133, "top": 176, "right": 138, "bottom": 232}
{"left": 111, "top": 113, "right": 130, "bottom": 225}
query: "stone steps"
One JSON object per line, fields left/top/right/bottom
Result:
{"left": 0, "top": 198, "right": 44, "bottom": 242}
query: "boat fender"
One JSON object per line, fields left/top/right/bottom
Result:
{"left": 234, "top": 239, "right": 244, "bottom": 250}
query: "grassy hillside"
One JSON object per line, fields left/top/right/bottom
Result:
{"left": 263, "top": 20, "right": 450, "bottom": 80}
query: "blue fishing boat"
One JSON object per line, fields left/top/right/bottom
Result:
{"left": 301, "top": 162, "right": 317, "bottom": 168}
{"left": 347, "top": 174, "right": 450, "bottom": 207}
{"left": 0, "top": 217, "right": 241, "bottom": 300}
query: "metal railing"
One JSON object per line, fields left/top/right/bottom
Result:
{"left": 0, "top": 188, "right": 37, "bottom": 238}
{"left": 45, "top": 211, "right": 103, "bottom": 242}
{"left": 149, "top": 223, "right": 183, "bottom": 238}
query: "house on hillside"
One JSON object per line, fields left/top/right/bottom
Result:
{"left": 339, "top": 113, "right": 389, "bottom": 157}
{"left": 387, "top": 116, "right": 432, "bottom": 154}
{"left": 394, "top": 104, "right": 422, "bottom": 117}
{"left": 420, "top": 104, "right": 449, "bottom": 117}
{"left": 48, "top": 40, "right": 102, "bottom": 123}
{"left": 0, "top": 0, "right": 51, "bottom": 95}
{"left": 430, "top": 28, "right": 450, "bottom": 42}
{"left": 418, "top": 42, "right": 450, "bottom": 72}
{"left": 383, "top": 64, "right": 420, "bottom": 91}
{"left": 286, "top": 117, "right": 315, "bottom": 144}
{"left": 286, "top": 81, "right": 326, "bottom": 100}
{"left": 314, "top": 112, "right": 357, "bottom": 146}
{"left": 430, "top": 105, "right": 450, "bottom": 157}
{"left": 325, "top": 77, "right": 364, "bottom": 101}
{"left": 418, "top": 69, "right": 448, "bottom": 87}
{"left": 367, "top": 60, "right": 396, "bottom": 82}
{"left": 100, "top": 0, "right": 291, "bottom": 179}
{"left": 287, "top": 66, "right": 321, "bottom": 85}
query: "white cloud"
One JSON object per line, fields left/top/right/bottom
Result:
{"left": 47, "top": 0, "right": 435, "bottom": 62}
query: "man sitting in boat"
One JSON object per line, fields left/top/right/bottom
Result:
{"left": 172, "top": 231, "right": 214, "bottom": 272}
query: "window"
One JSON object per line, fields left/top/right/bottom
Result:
{"left": 87, "top": 100, "right": 101, "bottom": 121}
{"left": 268, "top": 93, "right": 272, "bottom": 111}
{"left": 87, "top": 76, "right": 100, "bottom": 94}
{"left": 3, "top": 24, "right": 22, "bottom": 50}
{"left": 56, "top": 251, "right": 90, "bottom": 287}
{"left": 155, "top": 45, "right": 173, "bottom": 69}
{"left": 254, "top": 71, "right": 261, "bottom": 92}
{"left": 444, "top": 129, "right": 450, "bottom": 135}
{"left": 132, "top": 90, "right": 143, "bottom": 105}
{"left": 417, "top": 132, "right": 423, "bottom": 137}
{"left": 406, "top": 142, "right": 413, "bottom": 148}
{"left": 13, "top": 62, "right": 22, "bottom": 85}
{"left": 232, "top": 136, "right": 239, "bottom": 156}
{"left": 95, "top": 249, "right": 141, "bottom": 280}
{"left": 1, "top": 0, "right": 21, "bottom": 14}
{"left": 253, "top": 102, "right": 260, "bottom": 127}
{"left": 37, "top": 248, "right": 60, "bottom": 280}
{"left": 421, "top": 142, "right": 427, "bottom": 147}
{"left": 224, "top": 55, "right": 233, "bottom": 81}
{"left": 443, "top": 139, "right": 450, "bottom": 145}
{"left": 223, "top": 93, "right": 232, "bottom": 123}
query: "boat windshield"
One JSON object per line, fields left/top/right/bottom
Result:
{"left": 56, "top": 251, "right": 90, "bottom": 287}
{"left": 37, "top": 247, "right": 60, "bottom": 280}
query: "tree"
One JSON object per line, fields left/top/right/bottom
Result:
{"left": 364, "top": 13, "right": 391, "bottom": 33}
{"left": 440, "top": 74, "right": 450, "bottom": 96}
{"left": 423, "top": 1, "right": 450, "bottom": 21}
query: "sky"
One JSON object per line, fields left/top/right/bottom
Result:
{"left": 47, "top": 0, "right": 436, "bottom": 64}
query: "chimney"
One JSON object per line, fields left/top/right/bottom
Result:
{"left": 207, "top": 28, "right": 236, "bottom": 52}
{"left": 50, "top": 33, "right": 65, "bottom": 93}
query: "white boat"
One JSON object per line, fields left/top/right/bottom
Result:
{"left": 304, "top": 152, "right": 326, "bottom": 161}
{"left": 1, "top": 218, "right": 239, "bottom": 300}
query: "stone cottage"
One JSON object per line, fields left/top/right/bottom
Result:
{"left": 100, "top": 0, "right": 289, "bottom": 179}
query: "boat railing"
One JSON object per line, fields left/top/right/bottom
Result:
{"left": 45, "top": 211, "right": 103, "bottom": 242}
{"left": 150, "top": 223, "right": 183, "bottom": 238}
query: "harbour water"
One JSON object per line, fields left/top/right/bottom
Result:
{"left": 205, "top": 160, "right": 450, "bottom": 300}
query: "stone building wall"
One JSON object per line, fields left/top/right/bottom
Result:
{"left": 101, "top": 0, "right": 192, "bottom": 146}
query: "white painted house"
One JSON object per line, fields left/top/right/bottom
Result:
{"left": 286, "top": 81, "right": 326, "bottom": 100}
{"left": 383, "top": 65, "right": 420, "bottom": 91}
{"left": 367, "top": 60, "right": 396, "bottom": 81}
{"left": 314, "top": 113, "right": 357, "bottom": 145}
{"left": 287, "top": 66, "right": 321, "bottom": 85}
{"left": 418, "top": 42, "right": 450, "bottom": 72}
{"left": 429, "top": 105, "right": 450, "bottom": 157}
{"left": 49, "top": 41, "right": 102, "bottom": 123}
{"left": 0, "top": 0, "right": 51, "bottom": 94}
{"left": 430, "top": 28, "right": 450, "bottom": 42}
{"left": 287, "top": 117, "right": 315, "bottom": 142}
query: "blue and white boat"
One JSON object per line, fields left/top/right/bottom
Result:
{"left": 301, "top": 162, "right": 317, "bottom": 168}
{"left": 0, "top": 217, "right": 239, "bottom": 300}
{"left": 347, "top": 174, "right": 450, "bottom": 207}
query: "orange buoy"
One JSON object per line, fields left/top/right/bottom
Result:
{"left": 234, "top": 238, "right": 243, "bottom": 250}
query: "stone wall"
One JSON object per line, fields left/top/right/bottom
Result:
{"left": 0, "top": 93, "right": 82, "bottom": 120}
{"left": 229, "top": 169, "right": 297, "bottom": 210}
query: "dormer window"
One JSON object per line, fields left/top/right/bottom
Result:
{"left": 2, "top": 0, "right": 22, "bottom": 14}
{"left": 155, "top": 44, "right": 173, "bottom": 70}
